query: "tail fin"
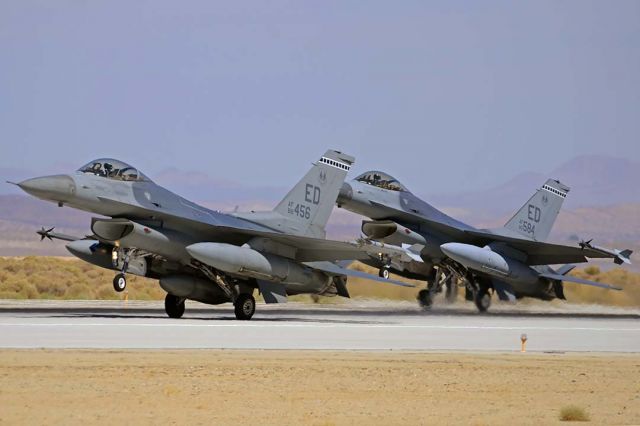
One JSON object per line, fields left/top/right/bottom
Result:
{"left": 273, "top": 150, "right": 354, "bottom": 238}
{"left": 503, "top": 179, "right": 569, "bottom": 241}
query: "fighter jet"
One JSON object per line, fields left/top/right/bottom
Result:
{"left": 12, "top": 151, "right": 412, "bottom": 320}
{"left": 336, "top": 171, "right": 632, "bottom": 312}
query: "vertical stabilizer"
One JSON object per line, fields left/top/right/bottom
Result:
{"left": 503, "top": 179, "right": 569, "bottom": 241}
{"left": 273, "top": 150, "right": 354, "bottom": 238}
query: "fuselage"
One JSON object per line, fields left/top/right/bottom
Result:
{"left": 16, "top": 160, "right": 339, "bottom": 299}
{"left": 336, "top": 172, "right": 560, "bottom": 301}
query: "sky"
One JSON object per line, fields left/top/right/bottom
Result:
{"left": 1, "top": 1, "right": 639, "bottom": 193}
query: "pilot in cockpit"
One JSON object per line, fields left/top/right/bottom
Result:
{"left": 90, "top": 162, "right": 105, "bottom": 177}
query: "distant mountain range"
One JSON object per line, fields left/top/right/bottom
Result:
{"left": 429, "top": 155, "right": 640, "bottom": 221}
{"left": 1, "top": 155, "right": 638, "bottom": 257}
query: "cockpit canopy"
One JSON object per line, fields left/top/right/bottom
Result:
{"left": 77, "top": 159, "right": 149, "bottom": 182}
{"left": 355, "top": 171, "right": 408, "bottom": 192}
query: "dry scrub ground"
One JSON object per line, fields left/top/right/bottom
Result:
{"left": 0, "top": 350, "right": 638, "bottom": 425}
{"left": 2, "top": 257, "right": 640, "bottom": 308}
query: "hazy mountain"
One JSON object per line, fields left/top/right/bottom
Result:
{"left": 429, "top": 155, "right": 640, "bottom": 221}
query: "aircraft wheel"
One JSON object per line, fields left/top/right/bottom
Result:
{"left": 378, "top": 268, "right": 390, "bottom": 280}
{"left": 234, "top": 294, "right": 256, "bottom": 320}
{"left": 113, "top": 273, "right": 127, "bottom": 292}
{"left": 417, "top": 289, "right": 433, "bottom": 310}
{"left": 165, "top": 294, "right": 185, "bottom": 319}
{"left": 474, "top": 288, "right": 491, "bottom": 312}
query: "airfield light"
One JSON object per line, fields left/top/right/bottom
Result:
{"left": 520, "top": 334, "right": 528, "bottom": 353}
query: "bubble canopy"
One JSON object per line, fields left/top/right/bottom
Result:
{"left": 355, "top": 171, "right": 407, "bottom": 192}
{"left": 77, "top": 159, "right": 150, "bottom": 182}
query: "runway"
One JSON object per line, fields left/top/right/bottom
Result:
{"left": 1, "top": 300, "right": 639, "bottom": 352}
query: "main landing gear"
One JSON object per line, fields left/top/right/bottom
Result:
{"left": 165, "top": 294, "right": 186, "bottom": 319}
{"left": 466, "top": 275, "right": 492, "bottom": 313}
{"left": 417, "top": 288, "right": 433, "bottom": 309}
{"left": 162, "top": 293, "right": 256, "bottom": 320}
{"left": 417, "top": 267, "right": 458, "bottom": 310}
{"left": 234, "top": 294, "right": 256, "bottom": 320}
{"left": 474, "top": 286, "right": 492, "bottom": 312}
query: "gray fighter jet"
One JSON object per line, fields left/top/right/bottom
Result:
{"left": 337, "top": 171, "right": 632, "bottom": 312}
{"left": 12, "top": 151, "right": 412, "bottom": 320}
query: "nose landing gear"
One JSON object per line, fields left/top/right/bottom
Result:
{"left": 113, "top": 273, "right": 127, "bottom": 292}
{"left": 378, "top": 267, "right": 390, "bottom": 279}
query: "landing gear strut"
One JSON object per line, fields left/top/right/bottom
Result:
{"left": 234, "top": 294, "right": 256, "bottom": 320}
{"left": 444, "top": 276, "right": 457, "bottom": 304}
{"left": 112, "top": 247, "right": 130, "bottom": 293}
{"left": 165, "top": 294, "right": 185, "bottom": 319}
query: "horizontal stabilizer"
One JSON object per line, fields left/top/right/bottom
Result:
{"left": 540, "top": 273, "right": 622, "bottom": 291}
{"left": 306, "top": 261, "right": 415, "bottom": 288}
{"left": 555, "top": 264, "right": 576, "bottom": 276}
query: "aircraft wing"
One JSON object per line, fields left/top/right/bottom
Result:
{"left": 364, "top": 199, "right": 628, "bottom": 266}
{"left": 369, "top": 200, "right": 471, "bottom": 238}
{"left": 305, "top": 261, "right": 416, "bottom": 288}
{"left": 463, "top": 230, "right": 619, "bottom": 265}
{"left": 241, "top": 231, "right": 374, "bottom": 262}
{"left": 539, "top": 272, "right": 622, "bottom": 291}
{"left": 94, "top": 196, "right": 374, "bottom": 262}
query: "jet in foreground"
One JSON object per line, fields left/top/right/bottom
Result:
{"left": 337, "top": 171, "right": 631, "bottom": 311}
{"left": 13, "top": 151, "right": 411, "bottom": 320}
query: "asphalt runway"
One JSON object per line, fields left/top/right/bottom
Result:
{"left": 0, "top": 300, "right": 639, "bottom": 352}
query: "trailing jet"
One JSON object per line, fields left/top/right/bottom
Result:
{"left": 12, "top": 151, "right": 412, "bottom": 320}
{"left": 336, "top": 171, "right": 631, "bottom": 312}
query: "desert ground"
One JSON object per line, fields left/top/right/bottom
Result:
{"left": 0, "top": 350, "right": 638, "bottom": 425}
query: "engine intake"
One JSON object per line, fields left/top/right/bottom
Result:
{"left": 361, "top": 220, "right": 426, "bottom": 246}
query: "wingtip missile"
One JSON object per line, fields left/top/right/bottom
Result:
{"left": 37, "top": 227, "right": 55, "bottom": 241}
{"left": 579, "top": 239, "right": 632, "bottom": 265}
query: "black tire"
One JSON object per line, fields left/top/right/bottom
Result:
{"left": 474, "top": 288, "right": 491, "bottom": 312}
{"left": 113, "top": 273, "right": 127, "bottom": 292}
{"left": 234, "top": 294, "right": 256, "bottom": 320}
{"left": 417, "top": 289, "right": 433, "bottom": 310}
{"left": 165, "top": 294, "right": 185, "bottom": 319}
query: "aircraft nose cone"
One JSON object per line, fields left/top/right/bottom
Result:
{"left": 337, "top": 182, "right": 353, "bottom": 205}
{"left": 17, "top": 175, "right": 76, "bottom": 202}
